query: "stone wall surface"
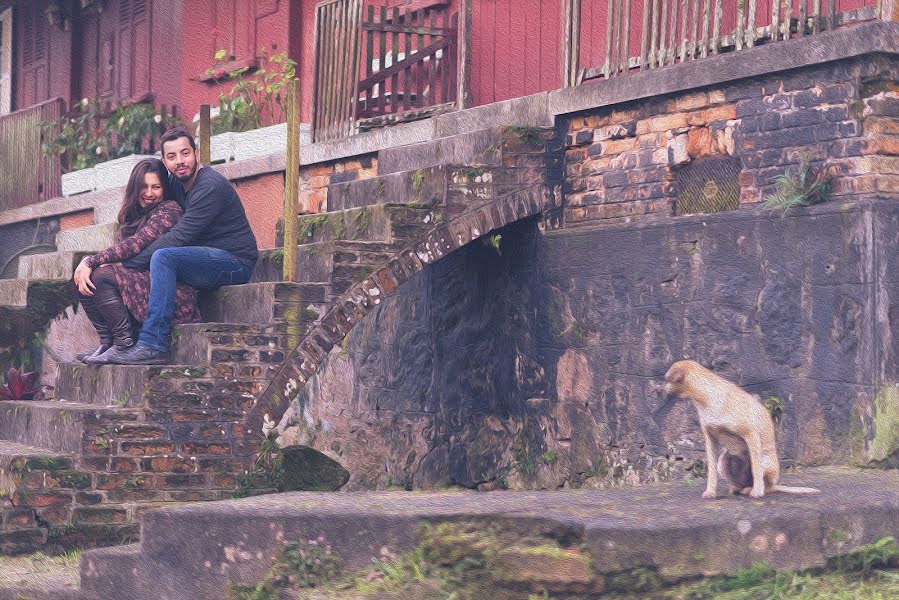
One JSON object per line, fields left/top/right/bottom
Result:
{"left": 276, "top": 54, "right": 899, "bottom": 490}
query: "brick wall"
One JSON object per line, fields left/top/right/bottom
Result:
{"left": 562, "top": 56, "right": 899, "bottom": 226}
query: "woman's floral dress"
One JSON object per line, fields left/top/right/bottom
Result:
{"left": 84, "top": 200, "right": 202, "bottom": 323}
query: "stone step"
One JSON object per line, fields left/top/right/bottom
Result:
{"left": 376, "top": 127, "right": 506, "bottom": 175}
{"left": 75, "top": 466, "right": 899, "bottom": 600}
{"left": 55, "top": 223, "right": 118, "bottom": 253}
{"left": 17, "top": 252, "right": 84, "bottom": 281}
{"left": 199, "top": 282, "right": 329, "bottom": 323}
{"left": 0, "top": 279, "right": 28, "bottom": 308}
{"left": 327, "top": 164, "right": 452, "bottom": 212}
{"left": 252, "top": 241, "right": 396, "bottom": 290}
{"left": 285, "top": 204, "right": 439, "bottom": 246}
{"left": 55, "top": 364, "right": 153, "bottom": 408}
{"left": 80, "top": 544, "right": 142, "bottom": 599}
{"left": 0, "top": 401, "right": 143, "bottom": 454}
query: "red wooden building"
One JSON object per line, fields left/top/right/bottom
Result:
{"left": 0, "top": 0, "right": 879, "bottom": 210}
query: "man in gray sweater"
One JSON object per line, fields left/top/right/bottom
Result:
{"left": 107, "top": 127, "right": 258, "bottom": 364}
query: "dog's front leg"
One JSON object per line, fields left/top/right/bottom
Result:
{"left": 745, "top": 432, "right": 766, "bottom": 498}
{"left": 702, "top": 429, "right": 719, "bottom": 499}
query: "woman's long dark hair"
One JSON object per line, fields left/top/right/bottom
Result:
{"left": 117, "top": 158, "right": 170, "bottom": 238}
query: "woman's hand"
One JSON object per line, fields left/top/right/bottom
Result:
{"left": 73, "top": 258, "right": 96, "bottom": 296}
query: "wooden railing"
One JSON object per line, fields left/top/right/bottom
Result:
{"left": 312, "top": 0, "right": 459, "bottom": 142}
{"left": 0, "top": 98, "right": 64, "bottom": 211}
{"left": 565, "top": 0, "right": 878, "bottom": 84}
{"left": 356, "top": 1, "right": 458, "bottom": 129}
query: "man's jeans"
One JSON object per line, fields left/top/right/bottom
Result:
{"left": 139, "top": 247, "right": 253, "bottom": 352}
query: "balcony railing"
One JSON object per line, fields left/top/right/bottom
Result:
{"left": 312, "top": 0, "right": 459, "bottom": 142}
{"left": 564, "top": 0, "right": 879, "bottom": 86}
{"left": 0, "top": 98, "right": 64, "bottom": 211}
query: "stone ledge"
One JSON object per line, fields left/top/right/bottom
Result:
{"left": 548, "top": 20, "right": 899, "bottom": 116}
{"left": 76, "top": 466, "right": 899, "bottom": 600}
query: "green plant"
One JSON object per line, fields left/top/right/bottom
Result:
{"left": 506, "top": 124, "right": 544, "bottom": 145}
{"left": 412, "top": 169, "right": 425, "bottom": 194}
{"left": 830, "top": 536, "right": 899, "bottom": 578}
{"left": 763, "top": 155, "right": 833, "bottom": 215}
{"left": 487, "top": 233, "right": 502, "bottom": 255}
{"left": 40, "top": 98, "right": 180, "bottom": 173}
{"left": 542, "top": 450, "right": 559, "bottom": 464}
{"left": 227, "top": 536, "right": 341, "bottom": 598}
{"left": 206, "top": 48, "right": 297, "bottom": 135}
{"left": 233, "top": 423, "right": 284, "bottom": 498}
{"left": 764, "top": 395, "right": 785, "bottom": 424}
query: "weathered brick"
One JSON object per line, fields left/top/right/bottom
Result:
{"left": 13, "top": 491, "right": 74, "bottom": 508}
{"left": 119, "top": 442, "right": 177, "bottom": 457}
{"left": 142, "top": 457, "right": 196, "bottom": 473}
{"left": 211, "top": 349, "right": 250, "bottom": 362}
{"left": 95, "top": 474, "right": 152, "bottom": 491}
{"left": 35, "top": 506, "right": 72, "bottom": 526}
{"left": 73, "top": 506, "right": 129, "bottom": 524}
{"left": 675, "top": 92, "right": 709, "bottom": 111}
{"left": 181, "top": 442, "right": 232, "bottom": 456}
{"left": 155, "top": 474, "right": 207, "bottom": 488}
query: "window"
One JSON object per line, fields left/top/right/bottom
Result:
{"left": 0, "top": 8, "right": 12, "bottom": 115}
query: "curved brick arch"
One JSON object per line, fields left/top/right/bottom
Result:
{"left": 247, "top": 170, "right": 559, "bottom": 437}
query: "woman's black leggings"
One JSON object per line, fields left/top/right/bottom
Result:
{"left": 77, "top": 265, "right": 134, "bottom": 347}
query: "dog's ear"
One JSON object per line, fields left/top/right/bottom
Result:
{"left": 665, "top": 364, "right": 685, "bottom": 384}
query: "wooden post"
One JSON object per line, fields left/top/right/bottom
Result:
{"left": 199, "top": 104, "right": 211, "bottom": 165}
{"left": 282, "top": 80, "right": 302, "bottom": 282}
{"left": 456, "top": 0, "right": 472, "bottom": 109}
{"left": 562, "top": 0, "right": 582, "bottom": 87}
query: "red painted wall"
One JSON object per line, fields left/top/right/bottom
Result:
{"left": 470, "top": 0, "right": 561, "bottom": 105}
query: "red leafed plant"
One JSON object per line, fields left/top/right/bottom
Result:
{"left": 0, "top": 368, "right": 50, "bottom": 401}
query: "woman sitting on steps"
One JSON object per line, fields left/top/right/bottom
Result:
{"left": 73, "top": 158, "right": 201, "bottom": 364}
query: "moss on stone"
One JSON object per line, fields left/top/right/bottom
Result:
{"left": 869, "top": 385, "right": 899, "bottom": 462}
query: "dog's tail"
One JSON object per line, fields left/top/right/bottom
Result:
{"left": 769, "top": 484, "right": 821, "bottom": 495}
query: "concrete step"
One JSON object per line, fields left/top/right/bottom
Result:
{"left": 199, "top": 282, "right": 329, "bottom": 323}
{"left": 55, "top": 364, "right": 153, "bottom": 408}
{"left": 0, "top": 280, "right": 28, "bottom": 308}
{"left": 286, "top": 204, "right": 439, "bottom": 246}
{"left": 0, "top": 401, "right": 143, "bottom": 454}
{"left": 17, "top": 252, "right": 84, "bottom": 281}
{"left": 56, "top": 223, "right": 118, "bottom": 253}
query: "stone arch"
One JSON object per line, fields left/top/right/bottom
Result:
{"left": 247, "top": 172, "right": 559, "bottom": 436}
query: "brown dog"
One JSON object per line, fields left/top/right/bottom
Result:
{"left": 664, "top": 360, "right": 820, "bottom": 499}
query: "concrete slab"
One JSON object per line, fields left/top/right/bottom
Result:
{"left": 76, "top": 466, "right": 899, "bottom": 600}
{"left": 56, "top": 223, "right": 119, "bottom": 253}
{"left": 17, "top": 252, "right": 81, "bottom": 281}
{"left": 0, "top": 280, "right": 28, "bottom": 308}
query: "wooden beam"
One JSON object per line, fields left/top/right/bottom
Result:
{"left": 282, "top": 80, "right": 301, "bottom": 282}
{"left": 457, "top": 0, "right": 472, "bottom": 109}
{"left": 199, "top": 104, "right": 211, "bottom": 165}
{"left": 562, "top": 0, "right": 582, "bottom": 87}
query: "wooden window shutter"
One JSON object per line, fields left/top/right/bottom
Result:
{"left": 116, "top": 0, "right": 152, "bottom": 101}
{"left": 18, "top": 4, "right": 49, "bottom": 106}
{"left": 0, "top": 8, "right": 12, "bottom": 114}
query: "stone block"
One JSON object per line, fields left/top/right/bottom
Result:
{"left": 17, "top": 251, "right": 80, "bottom": 280}
{"left": 61, "top": 167, "right": 97, "bottom": 196}
{"left": 209, "top": 131, "right": 236, "bottom": 163}
{"left": 94, "top": 155, "right": 156, "bottom": 192}
{"left": 56, "top": 222, "right": 119, "bottom": 252}
{"left": 232, "top": 123, "right": 311, "bottom": 162}
{"left": 0, "top": 279, "right": 28, "bottom": 307}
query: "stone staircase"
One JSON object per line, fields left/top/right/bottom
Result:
{"left": 0, "top": 124, "right": 562, "bottom": 558}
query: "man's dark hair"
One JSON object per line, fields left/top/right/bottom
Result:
{"left": 160, "top": 127, "right": 196, "bottom": 152}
